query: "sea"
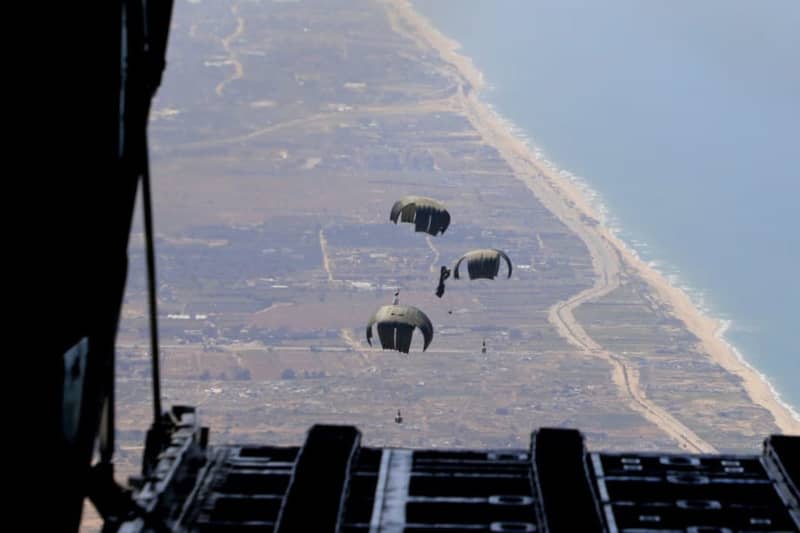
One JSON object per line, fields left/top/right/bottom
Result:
{"left": 414, "top": 0, "right": 799, "bottom": 414}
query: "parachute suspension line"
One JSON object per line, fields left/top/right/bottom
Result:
{"left": 142, "top": 156, "right": 163, "bottom": 423}
{"left": 425, "top": 235, "right": 440, "bottom": 273}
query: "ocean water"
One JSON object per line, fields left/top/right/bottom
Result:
{"left": 414, "top": 0, "right": 799, "bottom": 412}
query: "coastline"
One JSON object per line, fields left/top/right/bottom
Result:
{"left": 384, "top": 0, "right": 800, "bottom": 438}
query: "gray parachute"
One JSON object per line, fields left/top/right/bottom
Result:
{"left": 390, "top": 196, "right": 450, "bottom": 236}
{"left": 453, "top": 249, "right": 512, "bottom": 280}
{"left": 366, "top": 304, "right": 434, "bottom": 353}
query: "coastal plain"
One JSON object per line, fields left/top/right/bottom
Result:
{"left": 109, "top": 0, "right": 799, "bottom": 488}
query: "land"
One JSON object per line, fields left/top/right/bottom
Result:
{"left": 104, "top": 0, "right": 799, "bottom": 502}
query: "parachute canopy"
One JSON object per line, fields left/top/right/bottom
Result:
{"left": 453, "top": 249, "right": 512, "bottom": 280}
{"left": 366, "top": 304, "right": 434, "bottom": 353}
{"left": 390, "top": 196, "right": 450, "bottom": 236}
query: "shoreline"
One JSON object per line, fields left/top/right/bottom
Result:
{"left": 385, "top": 0, "right": 799, "bottom": 438}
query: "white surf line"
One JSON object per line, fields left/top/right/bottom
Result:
{"left": 524, "top": 159, "right": 716, "bottom": 453}
{"left": 382, "top": 3, "right": 718, "bottom": 453}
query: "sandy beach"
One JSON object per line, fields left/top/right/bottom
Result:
{"left": 384, "top": 0, "right": 800, "bottom": 442}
